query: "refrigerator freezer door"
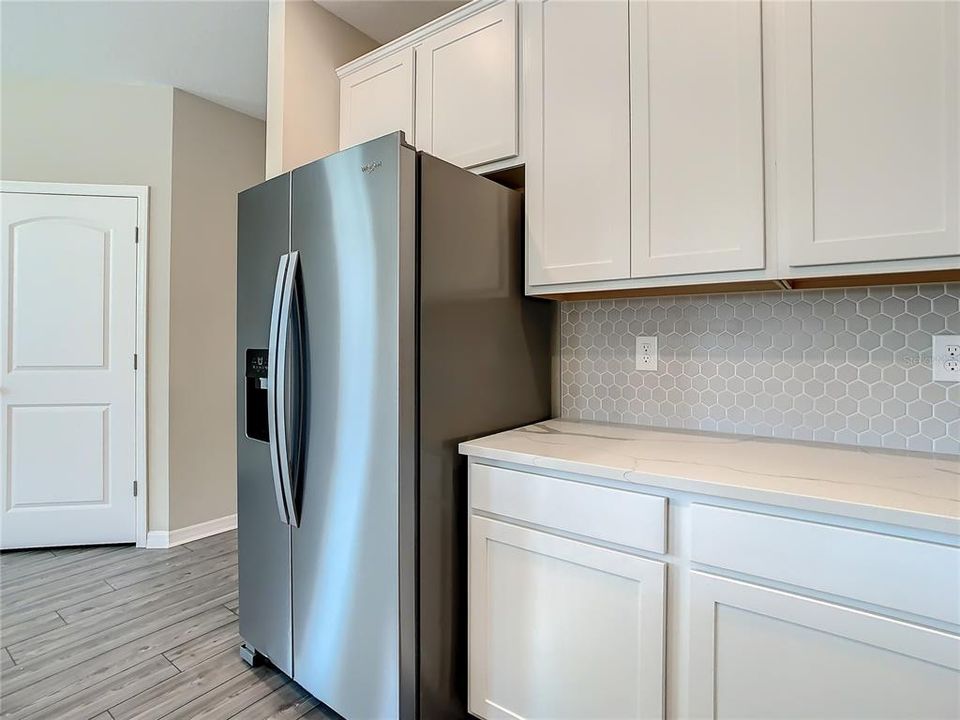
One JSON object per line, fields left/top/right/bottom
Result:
{"left": 290, "top": 134, "right": 416, "bottom": 719}
{"left": 237, "top": 173, "right": 293, "bottom": 675}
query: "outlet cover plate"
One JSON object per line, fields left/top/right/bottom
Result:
{"left": 932, "top": 335, "right": 960, "bottom": 382}
{"left": 636, "top": 336, "right": 658, "bottom": 371}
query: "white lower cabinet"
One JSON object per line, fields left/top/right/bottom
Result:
{"left": 469, "top": 516, "right": 665, "bottom": 720}
{"left": 465, "top": 461, "right": 960, "bottom": 720}
{"left": 688, "top": 572, "right": 960, "bottom": 720}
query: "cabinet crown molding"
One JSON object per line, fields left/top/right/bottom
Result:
{"left": 336, "top": 0, "right": 506, "bottom": 79}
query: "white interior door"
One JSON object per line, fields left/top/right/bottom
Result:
{"left": 1, "top": 191, "right": 139, "bottom": 548}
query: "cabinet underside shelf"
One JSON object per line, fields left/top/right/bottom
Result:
{"left": 532, "top": 268, "right": 960, "bottom": 301}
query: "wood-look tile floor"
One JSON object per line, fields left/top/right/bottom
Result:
{"left": 0, "top": 530, "right": 332, "bottom": 720}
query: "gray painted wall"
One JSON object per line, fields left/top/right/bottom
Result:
{"left": 2, "top": 78, "right": 177, "bottom": 530}
{"left": 266, "top": 0, "right": 376, "bottom": 177}
{"left": 560, "top": 283, "right": 960, "bottom": 454}
{"left": 169, "top": 89, "right": 265, "bottom": 530}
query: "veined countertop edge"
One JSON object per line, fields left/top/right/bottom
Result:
{"left": 459, "top": 420, "right": 960, "bottom": 537}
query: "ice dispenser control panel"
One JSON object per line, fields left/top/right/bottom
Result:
{"left": 246, "top": 349, "right": 268, "bottom": 380}
{"left": 245, "top": 349, "right": 269, "bottom": 442}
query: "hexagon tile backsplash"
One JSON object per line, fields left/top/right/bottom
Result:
{"left": 559, "top": 283, "right": 960, "bottom": 455}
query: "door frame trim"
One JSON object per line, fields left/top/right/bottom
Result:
{"left": 1, "top": 181, "right": 150, "bottom": 547}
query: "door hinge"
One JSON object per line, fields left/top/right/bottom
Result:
{"left": 134, "top": 226, "right": 139, "bottom": 244}
{"left": 133, "top": 353, "right": 138, "bottom": 370}
{"left": 133, "top": 481, "right": 138, "bottom": 497}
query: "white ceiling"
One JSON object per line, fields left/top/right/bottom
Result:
{"left": 318, "top": 0, "right": 466, "bottom": 44}
{"left": 0, "top": 0, "right": 269, "bottom": 119}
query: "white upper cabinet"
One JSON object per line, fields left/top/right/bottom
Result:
{"left": 339, "top": 0, "right": 520, "bottom": 169}
{"left": 526, "top": 0, "right": 765, "bottom": 289}
{"left": 415, "top": 1, "right": 519, "bottom": 168}
{"left": 339, "top": 47, "right": 415, "bottom": 150}
{"left": 774, "top": 0, "right": 960, "bottom": 269}
{"left": 631, "top": 0, "right": 765, "bottom": 278}
{"left": 525, "top": 0, "right": 632, "bottom": 286}
{"left": 338, "top": 0, "right": 960, "bottom": 294}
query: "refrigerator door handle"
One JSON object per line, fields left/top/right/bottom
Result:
{"left": 276, "top": 250, "right": 301, "bottom": 527}
{"left": 267, "top": 253, "right": 291, "bottom": 525}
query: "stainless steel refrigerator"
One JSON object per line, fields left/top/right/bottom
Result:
{"left": 236, "top": 133, "right": 553, "bottom": 720}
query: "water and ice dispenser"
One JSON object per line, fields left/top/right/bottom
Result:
{"left": 245, "top": 349, "right": 269, "bottom": 442}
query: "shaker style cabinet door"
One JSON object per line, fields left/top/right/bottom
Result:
{"left": 773, "top": 0, "right": 960, "bottom": 268}
{"left": 525, "top": 0, "right": 632, "bottom": 286}
{"left": 339, "top": 48, "right": 415, "bottom": 150}
{"left": 630, "top": 0, "right": 765, "bottom": 278}
{"left": 415, "top": 0, "right": 518, "bottom": 168}
{"left": 688, "top": 572, "right": 960, "bottom": 720}
{"left": 469, "top": 517, "right": 665, "bottom": 720}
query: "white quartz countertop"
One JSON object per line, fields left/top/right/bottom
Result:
{"left": 459, "top": 419, "right": 960, "bottom": 536}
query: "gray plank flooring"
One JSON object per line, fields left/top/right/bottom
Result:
{"left": 0, "top": 531, "right": 336, "bottom": 720}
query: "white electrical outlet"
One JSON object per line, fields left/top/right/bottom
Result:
{"left": 932, "top": 335, "right": 960, "bottom": 382}
{"left": 635, "top": 336, "right": 658, "bottom": 371}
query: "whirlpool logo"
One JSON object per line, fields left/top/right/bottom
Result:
{"left": 361, "top": 160, "right": 383, "bottom": 175}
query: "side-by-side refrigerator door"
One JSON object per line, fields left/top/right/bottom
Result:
{"left": 290, "top": 134, "right": 416, "bottom": 719}
{"left": 237, "top": 173, "right": 293, "bottom": 675}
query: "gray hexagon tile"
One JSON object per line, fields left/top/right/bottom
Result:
{"left": 560, "top": 283, "right": 960, "bottom": 455}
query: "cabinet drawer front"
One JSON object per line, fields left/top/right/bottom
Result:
{"left": 691, "top": 504, "right": 960, "bottom": 625}
{"left": 471, "top": 464, "right": 666, "bottom": 553}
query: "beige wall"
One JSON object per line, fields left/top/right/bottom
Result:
{"left": 266, "top": 0, "right": 376, "bottom": 177}
{"left": 1, "top": 78, "right": 176, "bottom": 530}
{"left": 1, "top": 79, "right": 265, "bottom": 534}
{"left": 168, "top": 89, "right": 265, "bottom": 530}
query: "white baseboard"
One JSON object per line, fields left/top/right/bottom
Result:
{"left": 145, "top": 513, "right": 237, "bottom": 549}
